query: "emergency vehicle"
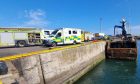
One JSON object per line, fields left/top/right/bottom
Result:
{"left": 43, "top": 28, "right": 82, "bottom": 46}
{"left": 0, "top": 28, "right": 53, "bottom": 47}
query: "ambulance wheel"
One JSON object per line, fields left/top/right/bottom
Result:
{"left": 17, "top": 41, "right": 26, "bottom": 47}
{"left": 73, "top": 41, "right": 77, "bottom": 45}
{"left": 52, "top": 42, "right": 57, "bottom": 47}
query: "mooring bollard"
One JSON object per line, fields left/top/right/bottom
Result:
{"left": 0, "top": 61, "right": 8, "bottom": 75}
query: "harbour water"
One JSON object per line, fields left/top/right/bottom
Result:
{"left": 75, "top": 40, "right": 140, "bottom": 84}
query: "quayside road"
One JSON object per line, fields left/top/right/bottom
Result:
{"left": 0, "top": 46, "right": 49, "bottom": 57}
{"left": 0, "top": 42, "right": 90, "bottom": 57}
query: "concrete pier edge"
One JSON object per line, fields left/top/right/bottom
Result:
{"left": 1, "top": 41, "right": 106, "bottom": 84}
{"left": 64, "top": 53, "right": 105, "bottom": 84}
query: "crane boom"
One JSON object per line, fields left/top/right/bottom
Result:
{"left": 114, "top": 19, "right": 127, "bottom": 37}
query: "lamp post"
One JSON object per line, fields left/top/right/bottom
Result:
{"left": 100, "top": 18, "right": 102, "bottom": 33}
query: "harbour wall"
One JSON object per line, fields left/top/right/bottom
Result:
{"left": 2, "top": 42, "right": 106, "bottom": 84}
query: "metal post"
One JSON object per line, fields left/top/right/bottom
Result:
{"left": 100, "top": 18, "right": 102, "bottom": 33}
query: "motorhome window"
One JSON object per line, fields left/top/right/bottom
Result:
{"left": 69, "top": 31, "right": 71, "bottom": 34}
{"left": 73, "top": 31, "right": 77, "bottom": 34}
{"left": 44, "top": 31, "right": 50, "bottom": 35}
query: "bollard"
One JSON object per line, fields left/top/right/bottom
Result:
{"left": 0, "top": 61, "right": 8, "bottom": 75}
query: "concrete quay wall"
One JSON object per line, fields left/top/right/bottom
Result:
{"left": 3, "top": 42, "right": 106, "bottom": 84}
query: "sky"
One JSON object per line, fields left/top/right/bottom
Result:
{"left": 0, "top": 0, "right": 140, "bottom": 35}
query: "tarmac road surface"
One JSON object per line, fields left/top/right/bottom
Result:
{"left": 0, "top": 42, "right": 91, "bottom": 58}
{"left": 0, "top": 46, "right": 49, "bottom": 57}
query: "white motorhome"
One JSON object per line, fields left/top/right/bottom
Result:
{"left": 43, "top": 28, "right": 82, "bottom": 46}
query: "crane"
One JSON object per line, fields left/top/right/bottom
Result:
{"left": 114, "top": 19, "right": 127, "bottom": 38}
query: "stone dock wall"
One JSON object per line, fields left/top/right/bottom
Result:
{"left": 2, "top": 42, "right": 106, "bottom": 84}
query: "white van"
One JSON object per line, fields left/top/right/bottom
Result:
{"left": 41, "top": 30, "right": 54, "bottom": 39}
{"left": 43, "top": 28, "right": 82, "bottom": 46}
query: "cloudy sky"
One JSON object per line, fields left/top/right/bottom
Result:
{"left": 0, "top": 0, "right": 140, "bottom": 35}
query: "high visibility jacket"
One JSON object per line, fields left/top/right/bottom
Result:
{"left": 0, "top": 80, "right": 2, "bottom": 84}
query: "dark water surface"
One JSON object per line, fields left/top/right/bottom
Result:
{"left": 75, "top": 41, "right": 140, "bottom": 84}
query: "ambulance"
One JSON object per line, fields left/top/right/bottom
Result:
{"left": 43, "top": 28, "right": 82, "bottom": 46}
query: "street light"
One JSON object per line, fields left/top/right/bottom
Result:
{"left": 100, "top": 18, "right": 102, "bottom": 33}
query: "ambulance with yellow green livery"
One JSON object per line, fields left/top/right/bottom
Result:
{"left": 43, "top": 28, "right": 82, "bottom": 46}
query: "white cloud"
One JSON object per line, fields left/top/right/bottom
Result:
{"left": 23, "top": 9, "right": 49, "bottom": 27}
